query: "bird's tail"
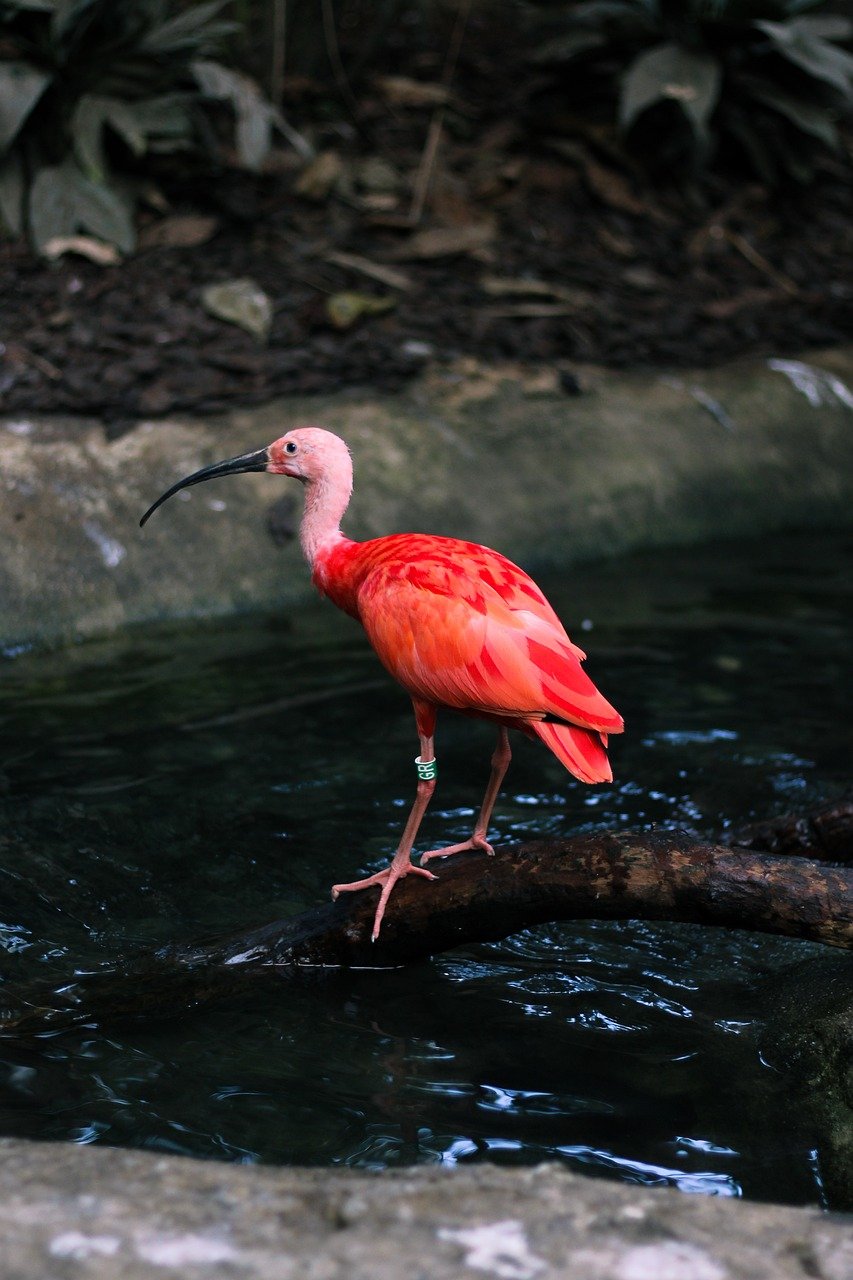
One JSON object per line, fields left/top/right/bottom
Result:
{"left": 529, "top": 721, "right": 613, "bottom": 784}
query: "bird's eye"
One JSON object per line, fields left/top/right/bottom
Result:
{"left": 284, "top": 441, "right": 298, "bottom": 455}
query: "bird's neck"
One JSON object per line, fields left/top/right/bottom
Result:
{"left": 299, "top": 469, "right": 353, "bottom": 567}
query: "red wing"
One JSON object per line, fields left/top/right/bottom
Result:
{"left": 356, "top": 543, "right": 623, "bottom": 734}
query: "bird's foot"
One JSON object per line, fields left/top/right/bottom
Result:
{"left": 331, "top": 863, "right": 437, "bottom": 898}
{"left": 420, "top": 834, "right": 495, "bottom": 865}
{"left": 331, "top": 861, "right": 438, "bottom": 942}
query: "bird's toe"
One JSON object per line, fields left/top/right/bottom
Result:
{"left": 421, "top": 835, "right": 494, "bottom": 864}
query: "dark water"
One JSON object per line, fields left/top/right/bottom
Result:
{"left": 0, "top": 531, "right": 851, "bottom": 1205}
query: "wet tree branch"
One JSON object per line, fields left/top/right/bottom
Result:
{"left": 0, "top": 808, "right": 850, "bottom": 1037}
{"left": 731, "top": 799, "right": 853, "bottom": 864}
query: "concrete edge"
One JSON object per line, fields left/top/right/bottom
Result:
{"left": 1, "top": 346, "right": 852, "bottom": 651}
{"left": 0, "top": 1137, "right": 850, "bottom": 1280}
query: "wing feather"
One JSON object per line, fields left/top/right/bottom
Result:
{"left": 354, "top": 537, "right": 623, "bottom": 734}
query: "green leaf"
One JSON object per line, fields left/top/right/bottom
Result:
{"left": 788, "top": 16, "right": 853, "bottom": 43}
{"left": 0, "top": 1, "right": 56, "bottom": 11}
{"left": 192, "top": 58, "right": 255, "bottom": 102}
{"left": 131, "top": 95, "right": 194, "bottom": 141}
{"left": 73, "top": 94, "right": 151, "bottom": 179}
{"left": 756, "top": 20, "right": 853, "bottom": 98}
{"left": 128, "top": 96, "right": 194, "bottom": 154}
{"left": 141, "top": 0, "right": 234, "bottom": 56}
{"left": 620, "top": 42, "right": 721, "bottom": 139}
{"left": 71, "top": 94, "right": 106, "bottom": 178}
{"left": 29, "top": 159, "right": 135, "bottom": 253}
{"left": 0, "top": 62, "right": 51, "bottom": 152}
{"left": 192, "top": 60, "right": 274, "bottom": 170}
{"left": 529, "top": 29, "right": 607, "bottom": 65}
{"left": 235, "top": 104, "right": 272, "bottom": 172}
{"left": 0, "top": 151, "right": 24, "bottom": 234}
{"left": 107, "top": 99, "right": 148, "bottom": 155}
{"left": 50, "top": 0, "right": 100, "bottom": 45}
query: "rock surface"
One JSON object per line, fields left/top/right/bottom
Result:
{"left": 1, "top": 1138, "right": 850, "bottom": 1280}
{"left": 2, "top": 349, "right": 853, "bottom": 650}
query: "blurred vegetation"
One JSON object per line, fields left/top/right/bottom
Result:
{"left": 0, "top": 0, "right": 851, "bottom": 253}
{"left": 527, "top": 1, "right": 853, "bottom": 183}
{"left": 0, "top": 0, "right": 294, "bottom": 251}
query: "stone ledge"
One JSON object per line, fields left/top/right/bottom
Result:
{"left": 2, "top": 348, "right": 852, "bottom": 650}
{"left": 1, "top": 1138, "right": 850, "bottom": 1280}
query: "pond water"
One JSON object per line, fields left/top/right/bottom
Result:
{"left": 0, "top": 530, "right": 850, "bottom": 1207}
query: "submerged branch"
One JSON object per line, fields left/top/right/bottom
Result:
{"left": 1, "top": 813, "right": 850, "bottom": 1037}
{"left": 731, "top": 799, "right": 853, "bottom": 864}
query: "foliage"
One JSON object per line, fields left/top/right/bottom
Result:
{"left": 527, "top": 0, "right": 853, "bottom": 182}
{"left": 0, "top": 0, "right": 285, "bottom": 252}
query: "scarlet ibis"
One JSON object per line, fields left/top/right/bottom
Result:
{"left": 141, "top": 428, "right": 623, "bottom": 940}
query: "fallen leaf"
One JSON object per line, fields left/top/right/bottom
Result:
{"left": 294, "top": 150, "right": 343, "bottom": 200}
{"left": 723, "top": 229, "right": 798, "bottom": 295}
{"left": 136, "top": 183, "right": 170, "bottom": 213}
{"left": 325, "top": 291, "right": 395, "bottom": 330}
{"left": 480, "top": 276, "right": 596, "bottom": 310}
{"left": 3, "top": 341, "right": 61, "bottom": 379}
{"left": 548, "top": 138, "right": 666, "bottom": 221}
{"left": 358, "top": 193, "right": 399, "bottom": 213}
{"left": 596, "top": 224, "right": 636, "bottom": 259}
{"left": 478, "top": 119, "right": 521, "bottom": 152}
{"left": 139, "top": 215, "right": 220, "bottom": 249}
{"left": 701, "top": 287, "right": 790, "bottom": 319}
{"left": 621, "top": 265, "right": 661, "bottom": 291}
{"left": 355, "top": 156, "right": 400, "bottom": 194}
{"left": 138, "top": 379, "right": 175, "bottom": 415}
{"left": 41, "top": 235, "right": 120, "bottom": 265}
{"left": 429, "top": 179, "right": 482, "bottom": 229}
{"left": 523, "top": 159, "right": 578, "bottom": 193}
{"left": 201, "top": 278, "right": 273, "bottom": 342}
{"left": 324, "top": 250, "right": 413, "bottom": 291}
{"left": 481, "top": 303, "right": 584, "bottom": 319}
{"left": 393, "top": 221, "right": 495, "bottom": 260}
{"left": 375, "top": 76, "right": 451, "bottom": 108}
{"left": 583, "top": 159, "right": 650, "bottom": 218}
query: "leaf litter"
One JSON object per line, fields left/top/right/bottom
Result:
{"left": 0, "top": 37, "right": 850, "bottom": 430}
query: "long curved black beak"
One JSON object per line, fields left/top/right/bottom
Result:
{"left": 139, "top": 447, "right": 270, "bottom": 527}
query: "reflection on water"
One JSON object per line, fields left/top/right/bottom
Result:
{"left": 0, "top": 531, "right": 851, "bottom": 1206}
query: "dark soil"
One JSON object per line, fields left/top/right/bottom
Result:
{"left": 1, "top": 40, "right": 851, "bottom": 430}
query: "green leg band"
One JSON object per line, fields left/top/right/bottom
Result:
{"left": 415, "top": 756, "right": 437, "bottom": 781}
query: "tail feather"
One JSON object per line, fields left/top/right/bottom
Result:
{"left": 530, "top": 720, "right": 612, "bottom": 784}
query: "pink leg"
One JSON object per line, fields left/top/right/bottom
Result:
{"left": 421, "top": 727, "right": 511, "bottom": 865}
{"left": 332, "top": 730, "right": 438, "bottom": 941}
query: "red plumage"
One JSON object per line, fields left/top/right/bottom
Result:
{"left": 143, "top": 426, "right": 624, "bottom": 939}
{"left": 314, "top": 533, "right": 622, "bottom": 782}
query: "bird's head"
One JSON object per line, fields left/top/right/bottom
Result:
{"left": 267, "top": 427, "right": 352, "bottom": 484}
{"left": 139, "top": 427, "right": 351, "bottom": 526}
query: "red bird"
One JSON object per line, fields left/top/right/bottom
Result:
{"left": 141, "top": 428, "right": 623, "bottom": 939}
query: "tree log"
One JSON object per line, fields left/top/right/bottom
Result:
{"left": 0, "top": 820, "right": 850, "bottom": 1038}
